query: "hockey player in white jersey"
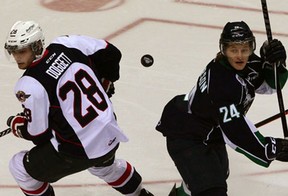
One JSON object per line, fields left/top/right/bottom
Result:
{"left": 4, "top": 20, "right": 154, "bottom": 196}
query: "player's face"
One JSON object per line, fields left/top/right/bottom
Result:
{"left": 225, "top": 42, "right": 252, "bottom": 70}
{"left": 11, "top": 47, "right": 35, "bottom": 70}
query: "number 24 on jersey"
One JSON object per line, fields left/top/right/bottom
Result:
{"left": 219, "top": 104, "right": 240, "bottom": 123}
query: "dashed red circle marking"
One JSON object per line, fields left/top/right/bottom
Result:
{"left": 40, "top": 0, "right": 124, "bottom": 12}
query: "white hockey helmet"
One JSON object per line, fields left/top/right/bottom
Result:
{"left": 4, "top": 21, "right": 45, "bottom": 56}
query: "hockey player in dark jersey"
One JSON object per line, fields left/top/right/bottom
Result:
{"left": 156, "top": 21, "right": 288, "bottom": 196}
{"left": 4, "top": 21, "right": 153, "bottom": 196}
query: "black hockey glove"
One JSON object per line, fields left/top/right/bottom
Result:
{"left": 266, "top": 137, "right": 288, "bottom": 162}
{"left": 275, "top": 138, "right": 288, "bottom": 161}
{"left": 260, "top": 39, "right": 286, "bottom": 68}
{"left": 7, "top": 113, "right": 28, "bottom": 138}
{"left": 101, "top": 78, "right": 115, "bottom": 98}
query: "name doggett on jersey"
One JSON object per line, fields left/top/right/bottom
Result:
{"left": 45, "top": 52, "right": 72, "bottom": 79}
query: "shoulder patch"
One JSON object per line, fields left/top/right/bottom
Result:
{"left": 16, "top": 91, "right": 31, "bottom": 102}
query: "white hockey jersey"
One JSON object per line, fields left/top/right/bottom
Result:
{"left": 14, "top": 35, "right": 128, "bottom": 159}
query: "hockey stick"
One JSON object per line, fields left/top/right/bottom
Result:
{"left": 0, "top": 128, "right": 11, "bottom": 137}
{"left": 255, "top": 109, "right": 288, "bottom": 128}
{"left": 0, "top": 109, "right": 286, "bottom": 138}
{"left": 261, "top": 0, "right": 288, "bottom": 137}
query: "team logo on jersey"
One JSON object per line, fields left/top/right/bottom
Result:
{"left": 16, "top": 91, "right": 31, "bottom": 102}
{"left": 108, "top": 137, "right": 116, "bottom": 146}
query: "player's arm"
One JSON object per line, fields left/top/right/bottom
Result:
{"left": 88, "top": 42, "right": 121, "bottom": 82}
{"left": 89, "top": 42, "right": 121, "bottom": 98}
{"left": 217, "top": 103, "right": 288, "bottom": 167}
{"left": 209, "top": 71, "right": 288, "bottom": 167}
{"left": 53, "top": 35, "right": 121, "bottom": 82}
{"left": 7, "top": 76, "right": 52, "bottom": 145}
{"left": 53, "top": 35, "right": 121, "bottom": 97}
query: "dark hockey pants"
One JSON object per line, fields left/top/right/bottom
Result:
{"left": 167, "top": 137, "right": 229, "bottom": 196}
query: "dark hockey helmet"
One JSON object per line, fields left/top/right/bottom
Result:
{"left": 219, "top": 21, "right": 256, "bottom": 55}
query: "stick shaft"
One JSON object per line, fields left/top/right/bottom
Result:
{"left": 261, "top": 0, "right": 288, "bottom": 137}
{"left": 0, "top": 128, "right": 11, "bottom": 137}
{"left": 261, "top": 0, "right": 272, "bottom": 41}
{"left": 0, "top": 109, "right": 287, "bottom": 137}
{"left": 255, "top": 109, "right": 288, "bottom": 128}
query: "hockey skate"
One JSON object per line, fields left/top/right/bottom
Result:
{"left": 139, "top": 188, "right": 154, "bottom": 196}
{"left": 168, "top": 183, "right": 190, "bottom": 196}
{"left": 168, "top": 183, "right": 177, "bottom": 196}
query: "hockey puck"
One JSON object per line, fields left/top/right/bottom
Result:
{"left": 141, "top": 54, "right": 154, "bottom": 67}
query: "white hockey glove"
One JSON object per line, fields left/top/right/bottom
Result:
{"left": 7, "top": 114, "right": 27, "bottom": 138}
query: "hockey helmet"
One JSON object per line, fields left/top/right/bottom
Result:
{"left": 4, "top": 21, "right": 45, "bottom": 56}
{"left": 219, "top": 21, "right": 256, "bottom": 55}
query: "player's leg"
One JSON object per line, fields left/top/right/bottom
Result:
{"left": 9, "top": 141, "right": 83, "bottom": 196}
{"left": 9, "top": 151, "right": 55, "bottom": 196}
{"left": 10, "top": 141, "right": 153, "bottom": 196}
{"left": 166, "top": 138, "right": 229, "bottom": 196}
{"left": 10, "top": 142, "right": 119, "bottom": 195}
{"left": 88, "top": 158, "right": 153, "bottom": 195}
